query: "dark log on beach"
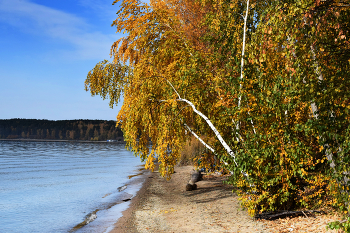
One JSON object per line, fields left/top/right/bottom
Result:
{"left": 255, "top": 210, "right": 325, "bottom": 220}
{"left": 186, "top": 169, "right": 201, "bottom": 191}
{"left": 185, "top": 183, "right": 197, "bottom": 191}
{"left": 189, "top": 170, "right": 202, "bottom": 185}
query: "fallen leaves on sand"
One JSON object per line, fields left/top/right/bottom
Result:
{"left": 259, "top": 213, "right": 344, "bottom": 233}
{"left": 158, "top": 208, "right": 178, "bottom": 215}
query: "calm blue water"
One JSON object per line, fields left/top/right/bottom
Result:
{"left": 0, "top": 140, "right": 147, "bottom": 233}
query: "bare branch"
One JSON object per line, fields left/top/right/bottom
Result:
{"left": 178, "top": 98, "right": 239, "bottom": 167}
{"left": 183, "top": 123, "right": 231, "bottom": 167}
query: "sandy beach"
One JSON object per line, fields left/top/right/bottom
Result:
{"left": 110, "top": 165, "right": 343, "bottom": 233}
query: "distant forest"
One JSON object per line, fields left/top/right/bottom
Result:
{"left": 0, "top": 119, "right": 124, "bottom": 141}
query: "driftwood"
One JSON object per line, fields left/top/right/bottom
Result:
{"left": 255, "top": 210, "right": 326, "bottom": 220}
{"left": 189, "top": 170, "right": 202, "bottom": 185}
{"left": 186, "top": 170, "right": 202, "bottom": 191}
{"left": 186, "top": 183, "right": 197, "bottom": 191}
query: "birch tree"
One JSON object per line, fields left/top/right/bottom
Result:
{"left": 85, "top": 0, "right": 350, "bottom": 225}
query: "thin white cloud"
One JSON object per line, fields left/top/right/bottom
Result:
{"left": 0, "top": 0, "right": 119, "bottom": 60}
{"left": 77, "top": 0, "right": 116, "bottom": 13}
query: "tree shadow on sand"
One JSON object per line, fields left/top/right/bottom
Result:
{"left": 183, "top": 176, "right": 236, "bottom": 204}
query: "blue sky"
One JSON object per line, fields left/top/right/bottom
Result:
{"left": 0, "top": 0, "right": 138, "bottom": 120}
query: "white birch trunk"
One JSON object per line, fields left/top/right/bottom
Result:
{"left": 309, "top": 45, "right": 349, "bottom": 191}
{"left": 183, "top": 123, "right": 230, "bottom": 167}
{"left": 179, "top": 98, "right": 239, "bottom": 167}
{"left": 237, "top": 0, "right": 249, "bottom": 112}
{"left": 236, "top": 0, "right": 257, "bottom": 137}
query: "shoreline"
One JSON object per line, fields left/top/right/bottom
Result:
{"left": 109, "top": 166, "right": 268, "bottom": 233}
{"left": 109, "top": 167, "right": 154, "bottom": 232}
{"left": 0, "top": 138, "right": 126, "bottom": 143}
{"left": 72, "top": 165, "right": 149, "bottom": 233}
{"left": 108, "top": 165, "right": 344, "bottom": 233}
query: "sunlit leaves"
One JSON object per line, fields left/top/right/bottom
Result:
{"left": 85, "top": 0, "right": 350, "bottom": 224}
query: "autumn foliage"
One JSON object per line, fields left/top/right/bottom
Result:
{"left": 85, "top": 0, "right": 350, "bottom": 230}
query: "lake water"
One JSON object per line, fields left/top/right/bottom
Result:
{"left": 0, "top": 140, "right": 147, "bottom": 233}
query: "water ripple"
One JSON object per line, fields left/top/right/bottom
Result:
{"left": 0, "top": 141, "right": 144, "bottom": 233}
